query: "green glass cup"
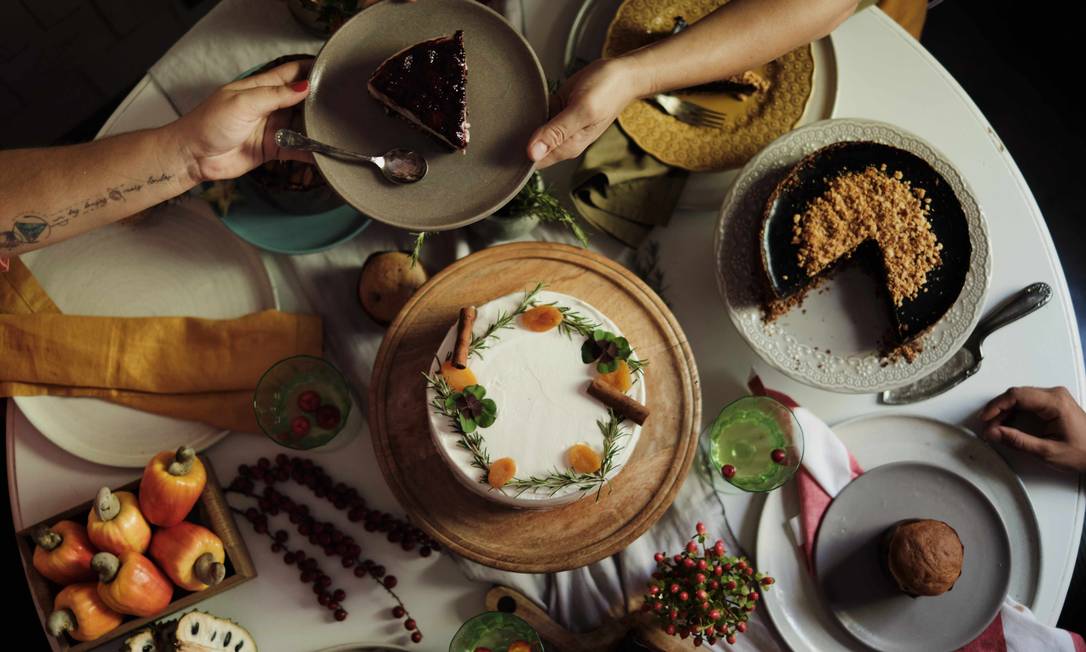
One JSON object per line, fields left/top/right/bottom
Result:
{"left": 449, "top": 612, "right": 543, "bottom": 652}
{"left": 253, "top": 355, "right": 352, "bottom": 450}
{"left": 708, "top": 395, "right": 804, "bottom": 492}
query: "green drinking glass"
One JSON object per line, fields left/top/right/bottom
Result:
{"left": 449, "top": 612, "right": 543, "bottom": 652}
{"left": 253, "top": 355, "right": 352, "bottom": 450}
{"left": 708, "top": 395, "right": 804, "bottom": 492}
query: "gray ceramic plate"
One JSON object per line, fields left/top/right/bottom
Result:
{"left": 814, "top": 462, "right": 1011, "bottom": 652}
{"left": 304, "top": 0, "right": 548, "bottom": 231}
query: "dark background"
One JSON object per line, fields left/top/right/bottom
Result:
{"left": 2, "top": 0, "right": 1084, "bottom": 647}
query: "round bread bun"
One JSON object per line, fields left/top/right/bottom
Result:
{"left": 885, "top": 519, "right": 964, "bottom": 597}
{"left": 358, "top": 251, "right": 429, "bottom": 326}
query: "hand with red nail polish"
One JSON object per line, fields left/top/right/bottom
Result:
{"left": 979, "top": 386, "right": 1086, "bottom": 472}
{"left": 169, "top": 58, "right": 316, "bottom": 183}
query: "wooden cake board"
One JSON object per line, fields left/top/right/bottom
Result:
{"left": 369, "top": 242, "right": 700, "bottom": 572}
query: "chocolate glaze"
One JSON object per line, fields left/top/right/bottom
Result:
{"left": 760, "top": 141, "right": 972, "bottom": 349}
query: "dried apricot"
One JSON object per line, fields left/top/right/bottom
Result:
{"left": 520, "top": 305, "right": 563, "bottom": 332}
{"left": 439, "top": 360, "right": 477, "bottom": 392}
{"left": 597, "top": 359, "right": 632, "bottom": 393}
{"left": 487, "top": 458, "right": 517, "bottom": 489}
{"left": 567, "top": 443, "right": 602, "bottom": 474}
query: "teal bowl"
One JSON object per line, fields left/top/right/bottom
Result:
{"left": 219, "top": 57, "right": 371, "bottom": 255}
{"left": 223, "top": 176, "right": 370, "bottom": 255}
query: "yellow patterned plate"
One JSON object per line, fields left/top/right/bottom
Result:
{"left": 604, "top": 0, "right": 815, "bottom": 171}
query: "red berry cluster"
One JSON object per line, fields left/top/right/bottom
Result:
{"left": 227, "top": 454, "right": 434, "bottom": 643}
{"left": 641, "top": 523, "right": 774, "bottom": 647}
{"left": 290, "top": 390, "right": 342, "bottom": 439}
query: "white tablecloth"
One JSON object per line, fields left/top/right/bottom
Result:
{"left": 7, "top": 1, "right": 1083, "bottom": 650}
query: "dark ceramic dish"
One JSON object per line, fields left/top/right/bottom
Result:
{"left": 760, "top": 141, "right": 972, "bottom": 343}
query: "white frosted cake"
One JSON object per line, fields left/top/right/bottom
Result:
{"left": 425, "top": 286, "right": 647, "bottom": 509}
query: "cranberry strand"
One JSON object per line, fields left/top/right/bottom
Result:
{"left": 229, "top": 507, "right": 349, "bottom": 622}
{"left": 228, "top": 454, "right": 428, "bottom": 643}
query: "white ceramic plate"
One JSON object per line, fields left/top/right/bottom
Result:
{"left": 715, "top": 119, "right": 991, "bottom": 393}
{"left": 755, "top": 414, "right": 1041, "bottom": 652}
{"left": 15, "top": 200, "right": 276, "bottom": 467}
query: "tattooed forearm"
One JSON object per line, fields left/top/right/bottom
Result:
{"left": 1, "top": 174, "right": 165, "bottom": 250}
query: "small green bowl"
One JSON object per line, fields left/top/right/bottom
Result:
{"left": 253, "top": 355, "right": 352, "bottom": 450}
{"left": 449, "top": 612, "right": 543, "bottom": 652}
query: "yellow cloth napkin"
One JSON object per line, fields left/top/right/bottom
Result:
{"left": 0, "top": 257, "right": 322, "bottom": 433}
{"left": 570, "top": 125, "right": 688, "bottom": 248}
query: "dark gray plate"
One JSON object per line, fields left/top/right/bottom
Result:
{"left": 815, "top": 462, "right": 1011, "bottom": 652}
{"left": 305, "top": 0, "right": 548, "bottom": 231}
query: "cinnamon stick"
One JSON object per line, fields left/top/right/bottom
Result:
{"left": 451, "top": 306, "right": 477, "bottom": 369}
{"left": 588, "top": 378, "right": 650, "bottom": 425}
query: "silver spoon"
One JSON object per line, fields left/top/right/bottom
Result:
{"left": 274, "top": 129, "right": 427, "bottom": 184}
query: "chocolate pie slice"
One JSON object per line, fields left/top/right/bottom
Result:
{"left": 367, "top": 31, "right": 469, "bottom": 150}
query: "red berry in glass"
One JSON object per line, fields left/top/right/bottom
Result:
{"left": 291, "top": 415, "right": 311, "bottom": 438}
{"left": 298, "top": 390, "right": 321, "bottom": 413}
{"left": 770, "top": 447, "right": 786, "bottom": 464}
{"left": 316, "top": 404, "right": 342, "bottom": 430}
{"left": 721, "top": 464, "right": 736, "bottom": 479}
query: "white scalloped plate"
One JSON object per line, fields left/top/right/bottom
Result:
{"left": 14, "top": 200, "right": 276, "bottom": 467}
{"left": 714, "top": 118, "right": 991, "bottom": 393}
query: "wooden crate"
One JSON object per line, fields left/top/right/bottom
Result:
{"left": 15, "top": 457, "right": 256, "bottom": 651}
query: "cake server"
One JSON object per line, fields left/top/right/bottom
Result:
{"left": 274, "top": 129, "right": 427, "bottom": 184}
{"left": 879, "top": 282, "right": 1052, "bottom": 405}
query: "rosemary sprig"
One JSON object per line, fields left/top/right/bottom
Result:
{"left": 504, "top": 410, "right": 630, "bottom": 501}
{"left": 408, "top": 232, "right": 427, "bottom": 268}
{"left": 467, "top": 282, "right": 545, "bottom": 359}
{"left": 553, "top": 304, "right": 601, "bottom": 339}
{"left": 499, "top": 174, "right": 590, "bottom": 248}
{"left": 423, "top": 371, "right": 492, "bottom": 484}
{"left": 555, "top": 304, "right": 648, "bottom": 380}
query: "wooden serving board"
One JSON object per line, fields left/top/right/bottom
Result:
{"left": 369, "top": 242, "right": 700, "bottom": 572}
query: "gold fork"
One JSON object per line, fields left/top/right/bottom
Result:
{"left": 648, "top": 93, "right": 727, "bottom": 129}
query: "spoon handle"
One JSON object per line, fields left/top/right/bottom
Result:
{"left": 274, "top": 129, "right": 376, "bottom": 164}
{"left": 972, "top": 282, "right": 1052, "bottom": 345}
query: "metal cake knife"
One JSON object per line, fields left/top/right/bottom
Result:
{"left": 879, "top": 282, "right": 1052, "bottom": 405}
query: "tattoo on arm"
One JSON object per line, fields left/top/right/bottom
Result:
{"left": 1, "top": 173, "right": 169, "bottom": 249}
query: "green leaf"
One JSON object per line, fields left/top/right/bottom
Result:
{"left": 591, "top": 329, "right": 607, "bottom": 342}
{"left": 444, "top": 394, "right": 460, "bottom": 413}
{"left": 481, "top": 399, "right": 497, "bottom": 417}
{"left": 464, "top": 384, "right": 485, "bottom": 399}
{"left": 581, "top": 338, "right": 600, "bottom": 363}
{"left": 614, "top": 336, "right": 631, "bottom": 358}
{"left": 597, "top": 359, "right": 619, "bottom": 374}
{"left": 477, "top": 412, "right": 496, "bottom": 428}
{"left": 458, "top": 413, "right": 477, "bottom": 433}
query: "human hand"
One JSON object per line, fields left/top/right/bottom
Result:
{"left": 979, "top": 386, "right": 1086, "bottom": 472}
{"left": 170, "top": 59, "right": 315, "bottom": 183}
{"left": 526, "top": 58, "right": 645, "bottom": 169}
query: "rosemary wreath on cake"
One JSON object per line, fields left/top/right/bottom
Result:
{"left": 423, "top": 283, "right": 648, "bottom": 500}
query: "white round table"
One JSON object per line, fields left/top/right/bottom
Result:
{"left": 7, "top": 2, "right": 1083, "bottom": 651}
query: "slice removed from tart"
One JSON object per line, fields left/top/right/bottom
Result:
{"left": 367, "top": 30, "right": 469, "bottom": 151}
